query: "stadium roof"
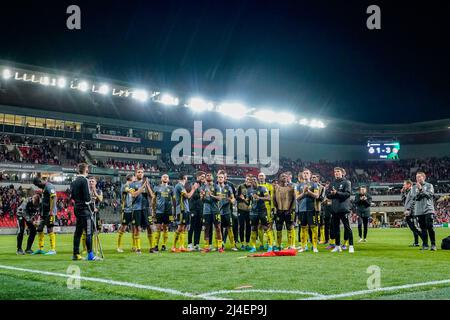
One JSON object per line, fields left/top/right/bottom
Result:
{"left": 1, "top": 60, "right": 449, "bottom": 145}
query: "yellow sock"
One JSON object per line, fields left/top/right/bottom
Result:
{"left": 49, "top": 232, "right": 56, "bottom": 251}
{"left": 344, "top": 239, "right": 349, "bottom": 246}
{"left": 301, "top": 226, "right": 308, "bottom": 248}
{"left": 330, "top": 238, "right": 336, "bottom": 245}
{"left": 320, "top": 227, "right": 325, "bottom": 242}
{"left": 266, "top": 230, "right": 274, "bottom": 247}
{"left": 228, "top": 228, "right": 236, "bottom": 247}
{"left": 132, "top": 234, "right": 136, "bottom": 249}
{"left": 204, "top": 238, "right": 210, "bottom": 249}
{"left": 276, "top": 231, "right": 283, "bottom": 247}
{"left": 272, "top": 229, "right": 276, "bottom": 246}
{"left": 250, "top": 231, "right": 257, "bottom": 248}
{"left": 81, "top": 232, "right": 87, "bottom": 252}
{"left": 258, "top": 229, "right": 264, "bottom": 246}
{"left": 290, "top": 228, "right": 296, "bottom": 247}
{"left": 287, "top": 229, "right": 292, "bottom": 248}
{"left": 135, "top": 235, "right": 141, "bottom": 250}
{"left": 147, "top": 233, "right": 153, "bottom": 248}
{"left": 154, "top": 231, "right": 161, "bottom": 248}
{"left": 217, "top": 239, "right": 223, "bottom": 249}
{"left": 38, "top": 232, "right": 45, "bottom": 250}
{"left": 173, "top": 231, "right": 180, "bottom": 248}
{"left": 163, "top": 230, "right": 168, "bottom": 246}
{"left": 311, "top": 226, "right": 318, "bottom": 249}
{"left": 117, "top": 230, "right": 124, "bottom": 249}
{"left": 179, "top": 231, "right": 186, "bottom": 248}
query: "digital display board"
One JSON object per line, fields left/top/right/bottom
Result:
{"left": 367, "top": 140, "right": 400, "bottom": 161}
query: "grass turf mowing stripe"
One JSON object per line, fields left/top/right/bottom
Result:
{"left": 302, "top": 279, "right": 450, "bottom": 300}
{"left": 0, "top": 264, "right": 226, "bottom": 300}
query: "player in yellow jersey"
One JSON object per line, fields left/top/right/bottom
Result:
{"left": 257, "top": 172, "right": 274, "bottom": 250}
{"left": 312, "top": 174, "right": 326, "bottom": 244}
{"left": 295, "top": 169, "right": 320, "bottom": 253}
{"left": 116, "top": 174, "right": 135, "bottom": 252}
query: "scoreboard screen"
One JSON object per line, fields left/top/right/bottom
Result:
{"left": 367, "top": 140, "right": 400, "bottom": 161}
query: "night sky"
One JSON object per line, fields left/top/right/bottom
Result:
{"left": 1, "top": 0, "right": 449, "bottom": 124}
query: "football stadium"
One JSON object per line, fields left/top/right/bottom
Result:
{"left": 0, "top": 1, "right": 449, "bottom": 305}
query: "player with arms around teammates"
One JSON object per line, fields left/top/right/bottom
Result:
{"left": 32, "top": 173, "right": 57, "bottom": 255}
{"left": 152, "top": 174, "right": 176, "bottom": 252}
{"left": 172, "top": 173, "right": 199, "bottom": 252}
{"left": 117, "top": 173, "right": 135, "bottom": 252}
{"left": 247, "top": 176, "right": 274, "bottom": 253}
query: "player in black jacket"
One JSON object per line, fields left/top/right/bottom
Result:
{"left": 70, "top": 163, "right": 101, "bottom": 261}
{"left": 188, "top": 171, "right": 205, "bottom": 251}
{"left": 325, "top": 167, "right": 354, "bottom": 253}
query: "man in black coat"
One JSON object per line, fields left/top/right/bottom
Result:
{"left": 325, "top": 167, "right": 354, "bottom": 253}
{"left": 354, "top": 186, "right": 372, "bottom": 242}
{"left": 70, "top": 163, "right": 101, "bottom": 261}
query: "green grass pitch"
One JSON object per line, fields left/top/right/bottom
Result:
{"left": 0, "top": 228, "right": 449, "bottom": 300}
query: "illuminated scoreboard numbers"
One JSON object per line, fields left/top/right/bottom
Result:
{"left": 367, "top": 140, "right": 400, "bottom": 161}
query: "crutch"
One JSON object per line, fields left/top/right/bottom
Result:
{"left": 87, "top": 203, "right": 104, "bottom": 259}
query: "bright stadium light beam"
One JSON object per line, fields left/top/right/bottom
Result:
{"left": 217, "top": 102, "right": 249, "bottom": 119}
{"left": 40, "top": 76, "right": 50, "bottom": 86}
{"left": 186, "top": 97, "right": 214, "bottom": 112}
{"left": 310, "top": 119, "right": 326, "bottom": 128}
{"left": 158, "top": 93, "right": 179, "bottom": 106}
{"left": 253, "top": 110, "right": 276, "bottom": 122}
{"left": 299, "top": 118, "right": 309, "bottom": 126}
{"left": 78, "top": 81, "right": 89, "bottom": 92}
{"left": 276, "top": 112, "right": 296, "bottom": 125}
{"left": 2, "top": 69, "right": 12, "bottom": 80}
{"left": 57, "top": 77, "right": 66, "bottom": 88}
{"left": 98, "top": 84, "right": 110, "bottom": 95}
{"left": 132, "top": 89, "right": 149, "bottom": 102}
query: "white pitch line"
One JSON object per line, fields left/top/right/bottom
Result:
{"left": 198, "top": 289, "right": 324, "bottom": 299}
{"left": 0, "top": 264, "right": 226, "bottom": 300}
{"left": 302, "top": 279, "right": 450, "bottom": 300}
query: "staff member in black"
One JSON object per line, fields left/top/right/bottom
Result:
{"left": 16, "top": 194, "right": 40, "bottom": 255}
{"left": 188, "top": 171, "right": 205, "bottom": 251}
{"left": 70, "top": 163, "right": 101, "bottom": 261}
{"left": 354, "top": 186, "right": 372, "bottom": 242}
{"left": 325, "top": 167, "right": 354, "bottom": 253}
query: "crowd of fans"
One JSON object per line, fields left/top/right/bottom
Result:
{"left": 436, "top": 197, "right": 450, "bottom": 224}
{"left": 278, "top": 157, "right": 450, "bottom": 184}
{"left": 0, "top": 135, "right": 82, "bottom": 166}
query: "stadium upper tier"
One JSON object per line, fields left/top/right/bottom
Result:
{"left": 1, "top": 61, "right": 449, "bottom": 145}
{"left": 1, "top": 135, "right": 450, "bottom": 188}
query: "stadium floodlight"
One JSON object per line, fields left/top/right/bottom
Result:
{"left": 98, "top": 84, "right": 110, "bottom": 95}
{"left": 299, "top": 118, "right": 309, "bottom": 126}
{"left": 277, "top": 112, "right": 296, "bottom": 125}
{"left": 40, "top": 76, "right": 50, "bottom": 86}
{"left": 217, "top": 102, "right": 249, "bottom": 119}
{"left": 310, "top": 119, "right": 326, "bottom": 128}
{"left": 158, "top": 93, "right": 179, "bottom": 106}
{"left": 57, "top": 77, "right": 66, "bottom": 88}
{"left": 2, "top": 69, "right": 12, "bottom": 80}
{"left": 132, "top": 89, "right": 149, "bottom": 102}
{"left": 253, "top": 110, "right": 276, "bottom": 122}
{"left": 186, "top": 97, "right": 214, "bottom": 112}
{"left": 78, "top": 81, "right": 89, "bottom": 92}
